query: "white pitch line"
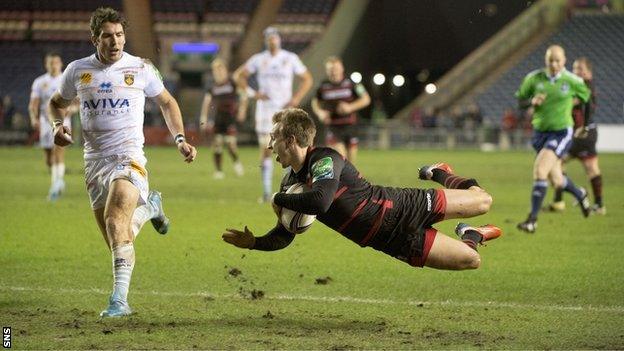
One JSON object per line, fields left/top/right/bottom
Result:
{"left": 2, "top": 285, "right": 623, "bottom": 314}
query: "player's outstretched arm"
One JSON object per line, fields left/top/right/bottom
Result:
{"left": 222, "top": 224, "right": 295, "bottom": 251}
{"left": 155, "top": 89, "right": 197, "bottom": 163}
{"left": 48, "top": 92, "right": 74, "bottom": 146}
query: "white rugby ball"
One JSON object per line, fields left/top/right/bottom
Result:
{"left": 279, "top": 183, "right": 316, "bottom": 234}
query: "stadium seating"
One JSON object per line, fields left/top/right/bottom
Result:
{"left": 476, "top": 13, "right": 624, "bottom": 124}
{"left": 0, "top": 41, "right": 94, "bottom": 116}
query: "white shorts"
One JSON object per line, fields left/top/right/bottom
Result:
{"left": 255, "top": 102, "right": 282, "bottom": 134}
{"left": 84, "top": 153, "right": 149, "bottom": 210}
{"left": 39, "top": 117, "right": 70, "bottom": 149}
{"left": 257, "top": 133, "right": 271, "bottom": 149}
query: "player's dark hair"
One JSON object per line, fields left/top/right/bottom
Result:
{"left": 273, "top": 108, "right": 316, "bottom": 147}
{"left": 44, "top": 51, "right": 61, "bottom": 59}
{"left": 324, "top": 56, "right": 342, "bottom": 65}
{"left": 90, "top": 7, "right": 127, "bottom": 38}
{"left": 575, "top": 57, "right": 592, "bottom": 72}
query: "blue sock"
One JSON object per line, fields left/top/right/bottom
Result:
{"left": 562, "top": 175, "right": 585, "bottom": 201}
{"left": 530, "top": 179, "right": 548, "bottom": 220}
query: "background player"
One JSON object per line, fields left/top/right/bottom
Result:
{"left": 222, "top": 108, "right": 502, "bottom": 271}
{"left": 48, "top": 7, "right": 197, "bottom": 317}
{"left": 515, "top": 45, "right": 592, "bottom": 233}
{"left": 549, "top": 57, "right": 604, "bottom": 214}
{"left": 233, "top": 26, "right": 313, "bottom": 202}
{"left": 29, "top": 52, "right": 71, "bottom": 201}
{"left": 312, "top": 56, "right": 370, "bottom": 164}
{"left": 199, "top": 58, "right": 246, "bottom": 179}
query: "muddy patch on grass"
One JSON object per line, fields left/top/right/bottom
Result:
{"left": 315, "top": 276, "right": 333, "bottom": 285}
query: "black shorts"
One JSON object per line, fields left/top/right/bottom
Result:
{"left": 214, "top": 111, "right": 237, "bottom": 135}
{"left": 327, "top": 124, "right": 359, "bottom": 146}
{"left": 568, "top": 128, "right": 597, "bottom": 159}
{"left": 367, "top": 188, "right": 447, "bottom": 268}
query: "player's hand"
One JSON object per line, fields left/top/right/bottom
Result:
{"left": 531, "top": 93, "right": 546, "bottom": 106}
{"left": 177, "top": 141, "right": 197, "bottom": 163}
{"left": 317, "top": 110, "right": 331, "bottom": 124}
{"left": 270, "top": 192, "right": 282, "bottom": 217}
{"left": 255, "top": 92, "right": 270, "bottom": 101}
{"left": 285, "top": 97, "right": 301, "bottom": 108}
{"left": 30, "top": 119, "right": 40, "bottom": 131}
{"left": 200, "top": 121, "right": 214, "bottom": 134}
{"left": 53, "top": 124, "right": 73, "bottom": 146}
{"left": 336, "top": 102, "right": 353, "bottom": 115}
{"left": 574, "top": 126, "right": 589, "bottom": 139}
{"left": 222, "top": 226, "right": 256, "bottom": 249}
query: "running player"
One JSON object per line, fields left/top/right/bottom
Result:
{"left": 312, "top": 56, "right": 370, "bottom": 163}
{"left": 29, "top": 52, "right": 71, "bottom": 201}
{"left": 233, "top": 26, "right": 313, "bottom": 202}
{"left": 515, "top": 45, "right": 591, "bottom": 233}
{"left": 549, "top": 57, "right": 604, "bottom": 214}
{"left": 48, "top": 7, "right": 197, "bottom": 317}
{"left": 222, "top": 108, "right": 502, "bottom": 270}
{"left": 200, "top": 58, "right": 246, "bottom": 179}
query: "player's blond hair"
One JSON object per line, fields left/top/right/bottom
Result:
{"left": 90, "top": 7, "right": 127, "bottom": 38}
{"left": 272, "top": 108, "right": 316, "bottom": 147}
{"left": 324, "top": 56, "right": 342, "bottom": 65}
{"left": 211, "top": 57, "right": 227, "bottom": 69}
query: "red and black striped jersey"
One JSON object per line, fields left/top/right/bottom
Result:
{"left": 573, "top": 79, "right": 596, "bottom": 129}
{"left": 315, "top": 78, "right": 367, "bottom": 125}
{"left": 273, "top": 147, "right": 414, "bottom": 250}
{"left": 207, "top": 78, "right": 238, "bottom": 115}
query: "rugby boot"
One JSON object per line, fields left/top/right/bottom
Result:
{"left": 455, "top": 223, "right": 503, "bottom": 244}
{"left": 148, "top": 190, "right": 170, "bottom": 234}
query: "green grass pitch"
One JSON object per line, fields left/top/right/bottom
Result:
{"left": 1, "top": 146, "right": 623, "bottom": 349}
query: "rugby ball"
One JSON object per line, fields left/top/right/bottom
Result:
{"left": 279, "top": 183, "right": 316, "bottom": 234}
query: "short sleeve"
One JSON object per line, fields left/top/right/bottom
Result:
{"left": 245, "top": 54, "right": 260, "bottom": 75}
{"left": 144, "top": 61, "right": 165, "bottom": 97}
{"left": 30, "top": 78, "right": 41, "bottom": 99}
{"left": 291, "top": 53, "right": 307, "bottom": 75}
{"left": 515, "top": 74, "right": 534, "bottom": 100}
{"left": 58, "top": 63, "right": 77, "bottom": 100}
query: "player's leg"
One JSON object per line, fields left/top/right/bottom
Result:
{"left": 212, "top": 134, "right": 225, "bottom": 179}
{"left": 100, "top": 179, "right": 139, "bottom": 317}
{"left": 258, "top": 133, "right": 273, "bottom": 203}
{"left": 516, "top": 148, "right": 557, "bottom": 232}
{"left": 225, "top": 134, "right": 244, "bottom": 176}
{"left": 550, "top": 154, "right": 590, "bottom": 217}
{"left": 423, "top": 225, "right": 500, "bottom": 270}
{"left": 331, "top": 142, "right": 347, "bottom": 159}
{"left": 548, "top": 158, "right": 566, "bottom": 212}
{"left": 346, "top": 138, "right": 358, "bottom": 164}
{"left": 441, "top": 188, "right": 492, "bottom": 219}
{"left": 582, "top": 156, "right": 604, "bottom": 213}
{"left": 52, "top": 144, "right": 66, "bottom": 193}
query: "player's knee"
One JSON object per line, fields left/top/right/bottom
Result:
{"left": 477, "top": 192, "right": 492, "bottom": 214}
{"left": 461, "top": 250, "right": 481, "bottom": 270}
{"left": 104, "top": 213, "right": 127, "bottom": 236}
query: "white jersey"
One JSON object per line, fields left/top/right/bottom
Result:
{"left": 31, "top": 72, "right": 70, "bottom": 148}
{"left": 58, "top": 52, "right": 164, "bottom": 160}
{"left": 31, "top": 73, "right": 64, "bottom": 122}
{"left": 245, "top": 49, "right": 307, "bottom": 133}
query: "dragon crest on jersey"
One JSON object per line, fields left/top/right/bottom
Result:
{"left": 312, "top": 157, "right": 334, "bottom": 182}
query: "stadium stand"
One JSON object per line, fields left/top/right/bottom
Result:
{"left": 476, "top": 13, "right": 624, "bottom": 124}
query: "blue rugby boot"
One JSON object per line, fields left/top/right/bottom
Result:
{"left": 148, "top": 190, "right": 170, "bottom": 234}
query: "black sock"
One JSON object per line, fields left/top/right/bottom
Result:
{"left": 461, "top": 230, "right": 482, "bottom": 251}
{"left": 214, "top": 152, "right": 222, "bottom": 171}
{"left": 554, "top": 187, "right": 563, "bottom": 202}
{"left": 590, "top": 175, "right": 603, "bottom": 206}
{"left": 431, "top": 169, "right": 480, "bottom": 189}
